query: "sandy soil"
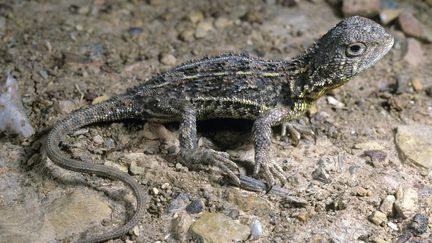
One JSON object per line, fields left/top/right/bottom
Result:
{"left": 0, "top": 0, "right": 431, "bottom": 242}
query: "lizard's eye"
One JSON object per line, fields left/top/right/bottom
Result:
{"left": 346, "top": 43, "right": 366, "bottom": 57}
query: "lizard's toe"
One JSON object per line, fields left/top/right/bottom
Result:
{"left": 182, "top": 149, "right": 240, "bottom": 185}
{"left": 256, "top": 161, "right": 286, "bottom": 192}
{"left": 281, "top": 121, "right": 316, "bottom": 146}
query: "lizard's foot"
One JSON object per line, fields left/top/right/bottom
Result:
{"left": 281, "top": 121, "right": 316, "bottom": 146}
{"left": 179, "top": 149, "right": 241, "bottom": 186}
{"left": 254, "top": 159, "right": 287, "bottom": 191}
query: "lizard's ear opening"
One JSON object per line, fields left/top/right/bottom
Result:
{"left": 346, "top": 42, "right": 366, "bottom": 57}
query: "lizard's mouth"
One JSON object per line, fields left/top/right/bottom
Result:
{"left": 359, "top": 34, "right": 394, "bottom": 73}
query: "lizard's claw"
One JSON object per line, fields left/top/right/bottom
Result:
{"left": 254, "top": 159, "right": 287, "bottom": 191}
{"left": 180, "top": 149, "right": 241, "bottom": 186}
{"left": 281, "top": 121, "right": 316, "bottom": 146}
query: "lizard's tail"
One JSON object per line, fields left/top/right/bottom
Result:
{"left": 46, "top": 95, "right": 145, "bottom": 243}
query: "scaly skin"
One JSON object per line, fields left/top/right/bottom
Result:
{"left": 46, "top": 16, "right": 393, "bottom": 242}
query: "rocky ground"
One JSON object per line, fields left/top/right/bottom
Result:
{"left": 0, "top": 0, "right": 431, "bottom": 242}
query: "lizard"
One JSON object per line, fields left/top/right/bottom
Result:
{"left": 45, "top": 16, "right": 394, "bottom": 242}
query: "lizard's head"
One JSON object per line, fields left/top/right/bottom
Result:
{"left": 301, "top": 16, "right": 394, "bottom": 99}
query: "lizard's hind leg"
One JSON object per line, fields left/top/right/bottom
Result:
{"left": 175, "top": 102, "right": 241, "bottom": 186}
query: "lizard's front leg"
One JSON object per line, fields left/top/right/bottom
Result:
{"left": 253, "top": 107, "right": 292, "bottom": 188}
{"left": 177, "top": 103, "right": 241, "bottom": 185}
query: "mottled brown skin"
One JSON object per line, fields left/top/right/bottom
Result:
{"left": 46, "top": 16, "right": 393, "bottom": 242}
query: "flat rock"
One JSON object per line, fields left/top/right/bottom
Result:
{"left": 190, "top": 212, "right": 250, "bottom": 243}
{"left": 171, "top": 211, "right": 193, "bottom": 241}
{"left": 342, "top": 0, "right": 380, "bottom": 17}
{"left": 354, "top": 141, "right": 385, "bottom": 150}
{"left": 0, "top": 200, "right": 46, "bottom": 243}
{"left": 226, "top": 189, "right": 273, "bottom": 214}
{"left": 395, "top": 124, "right": 432, "bottom": 170}
{"left": 0, "top": 190, "right": 111, "bottom": 242}
{"left": 394, "top": 187, "right": 418, "bottom": 218}
{"left": 379, "top": 195, "right": 396, "bottom": 216}
{"left": 398, "top": 11, "right": 432, "bottom": 42}
{"left": 403, "top": 38, "right": 425, "bottom": 66}
{"left": 380, "top": 8, "right": 402, "bottom": 25}
{"left": 44, "top": 191, "right": 111, "bottom": 239}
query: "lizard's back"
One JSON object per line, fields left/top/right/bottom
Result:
{"left": 129, "top": 53, "right": 295, "bottom": 120}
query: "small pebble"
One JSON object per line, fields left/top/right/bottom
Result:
{"left": 240, "top": 9, "right": 263, "bottom": 24}
{"left": 379, "top": 195, "right": 396, "bottom": 216}
{"left": 354, "top": 186, "right": 371, "bottom": 197}
{"left": 187, "top": 11, "right": 204, "bottom": 24}
{"left": 411, "top": 79, "right": 423, "bottom": 92}
{"left": 326, "top": 96, "right": 345, "bottom": 108}
{"left": 369, "top": 211, "right": 388, "bottom": 226}
{"left": 39, "top": 69, "right": 49, "bottom": 80}
{"left": 73, "top": 128, "right": 89, "bottom": 136}
{"left": 194, "top": 20, "right": 214, "bottom": 39}
{"left": 161, "top": 183, "right": 170, "bottom": 190}
{"left": 387, "top": 221, "right": 398, "bottom": 231}
{"left": 55, "top": 100, "right": 75, "bottom": 114}
{"left": 363, "top": 150, "right": 387, "bottom": 163}
{"left": 186, "top": 199, "right": 204, "bottom": 214}
{"left": 166, "top": 193, "right": 190, "bottom": 213}
{"left": 92, "top": 95, "right": 110, "bottom": 105}
{"left": 179, "top": 29, "right": 194, "bottom": 42}
{"left": 214, "top": 17, "right": 233, "bottom": 29}
{"left": 93, "top": 135, "right": 103, "bottom": 145}
{"left": 175, "top": 163, "right": 184, "bottom": 170}
{"left": 409, "top": 214, "right": 429, "bottom": 235}
{"left": 129, "top": 161, "right": 145, "bottom": 175}
{"left": 159, "top": 53, "right": 177, "bottom": 66}
{"left": 132, "top": 226, "right": 140, "bottom": 236}
{"left": 152, "top": 188, "right": 159, "bottom": 195}
{"left": 128, "top": 27, "right": 143, "bottom": 36}
{"left": 312, "top": 166, "right": 331, "bottom": 183}
{"left": 296, "top": 211, "right": 310, "bottom": 222}
{"left": 104, "top": 160, "right": 128, "bottom": 173}
{"left": 104, "top": 138, "right": 115, "bottom": 149}
{"left": 250, "top": 219, "right": 263, "bottom": 239}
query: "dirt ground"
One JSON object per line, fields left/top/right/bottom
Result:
{"left": 1, "top": 0, "right": 432, "bottom": 242}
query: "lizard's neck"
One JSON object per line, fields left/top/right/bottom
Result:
{"left": 285, "top": 44, "right": 349, "bottom": 101}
